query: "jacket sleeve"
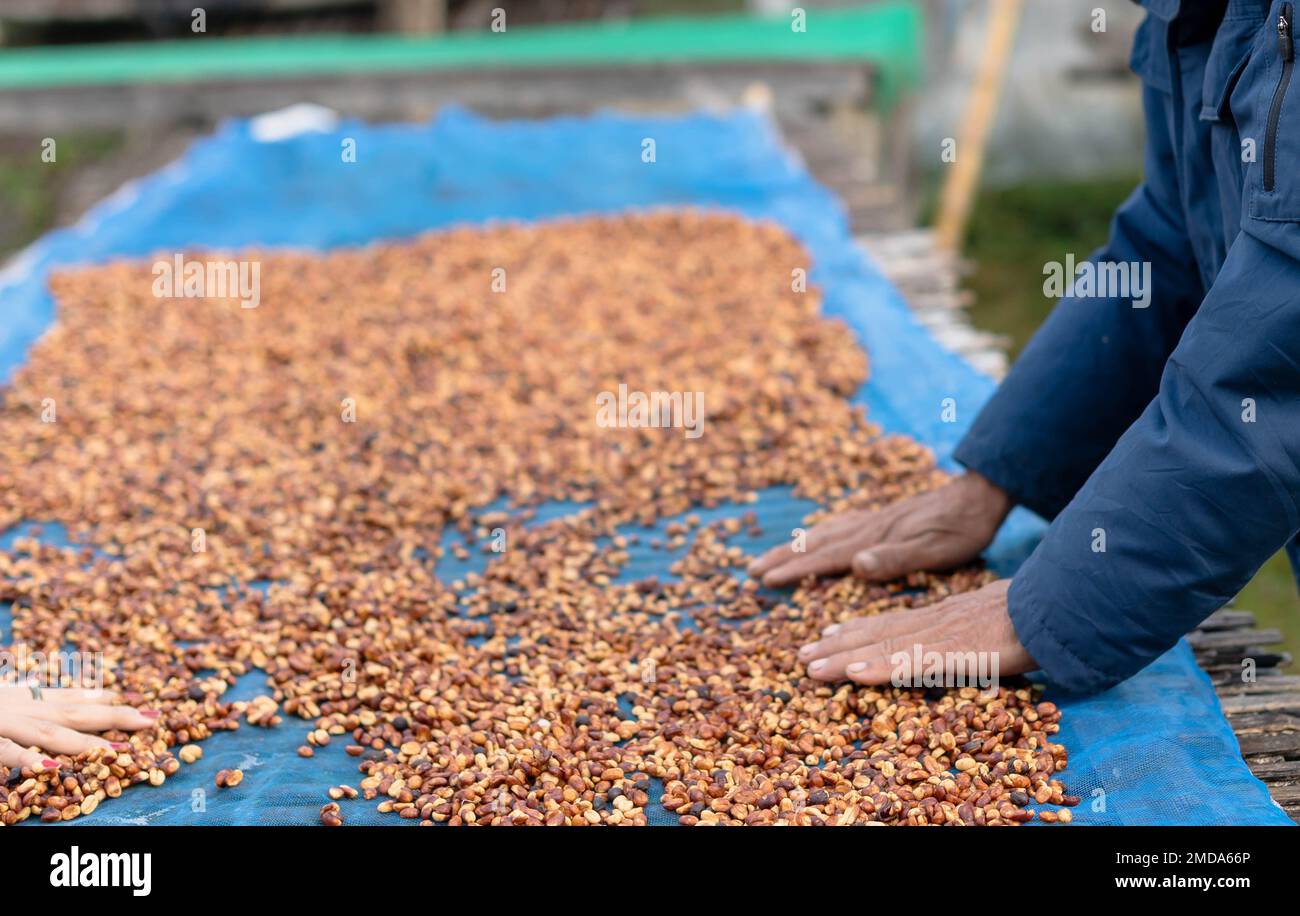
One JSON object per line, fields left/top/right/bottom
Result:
{"left": 952, "top": 82, "right": 1204, "bottom": 521}
{"left": 1009, "top": 228, "right": 1300, "bottom": 694}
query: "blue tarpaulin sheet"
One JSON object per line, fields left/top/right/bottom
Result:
{"left": 0, "top": 106, "right": 1290, "bottom": 825}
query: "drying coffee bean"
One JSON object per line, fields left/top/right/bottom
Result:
{"left": 0, "top": 213, "right": 1069, "bottom": 827}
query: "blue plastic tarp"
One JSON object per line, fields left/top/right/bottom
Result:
{"left": 0, "top": 106, "right": 1289, "bottom": 825}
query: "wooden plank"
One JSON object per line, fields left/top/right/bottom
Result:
{"left": 1215, "top": 675, "right": 1300, "bottom": 695}
{"left": 1198, "top": 651, "right": 1291, "bottom": 672}
{"left": 1241, "top": 759, "right": 1300, "bottom": 783}
{"left": 380, "top": 0, "right": 446, "bottom": 35}
{"left": 1227, "top": 713, "right": 1300, "bottom": 736}
{"left": 0, "top": 63, "right": 875, "bottom": 133}
{"left": 1220, "top": 693, "right": 1300, "bottom": 716}
{"left": 1, "top": 0, "right": 360, "bottom": 17}
{"left": 1197, "top": 608, "right": 1258, "bottom": 631}
{"left": 1, "top": 0, "right": 138, "bottom": 18}
{"left": 1187, "top": 628, "right": 1283, "bottom": 650}
{"left": 855, "top": 228, "right": 1010, "bottom": 378}
{"left": 1264, "top": 783, "right": 1300, "bottom": 804}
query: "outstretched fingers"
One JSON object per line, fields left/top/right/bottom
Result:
{"left": 0, "top": 686, "right": 128, "bottom": 706}
{"left": 1, "top": 701, "right": 157, "bottom": 733}
{"left": 0, "top": 736, "right": 60, "bottom": 772}
{"left": 0, "top": 711, "right": 127, "bottom": 757}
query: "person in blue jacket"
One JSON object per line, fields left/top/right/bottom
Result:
{"left": 751, "top": 0, "right": 1300, "bottom": 695}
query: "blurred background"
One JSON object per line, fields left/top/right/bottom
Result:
{"left": 0, "top": 0, "right": 1292, "bottom": 660}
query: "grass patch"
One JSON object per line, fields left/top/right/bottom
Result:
{"left": 0, "top": 131, "right": 125, "bottom": 259}
{"left": 963, "top": 173, "right": 1139, "bottom": 359}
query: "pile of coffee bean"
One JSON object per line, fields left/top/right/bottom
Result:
{"left": 0, "top": 212, "right": 1073, "bottom": 825}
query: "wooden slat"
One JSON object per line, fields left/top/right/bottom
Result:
{"left": 1220, "top": 692, "right": 1300, "bottom": 716}
{"left": 1197, "top": 608, "right": 1258, "bottom": 631}
{"left": 855, "top": 229, "right": 1009, "bottom": 379}
{"left": 1226, "top": 712, "right": 1300, "bottom": 736}
{"left": 1215, "top": 675, "right": 1300, "bottom": 695}
{"left": 1239, "top": 731, "right": 1300, "bottom": 757}
{"left": 1264, "top": 783, "right": 1300, "bottom": 804}
{"left": 1241, "top": 759, "right": 1300, "bottom": 783}
{"left": 1187, "top": 628, "right": 1284, "bottom": 650}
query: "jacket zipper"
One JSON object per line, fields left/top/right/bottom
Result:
{"left": 1265, "top": 3, "right": 1295, "bottom": 192}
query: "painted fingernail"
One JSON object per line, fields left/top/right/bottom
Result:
{"left": 43, "top": 759, "right": 60, "bottom": 769}
{"left": 139, "top": 709, "right": 161, "bottom": 719}
{"left": 855, "top": 552, "right": 878, "bottom": 573}
{"left": 808, "top": 659, "right": 825, "bottom": 674}
{"left": 847, "top": 662, "right": 866, "bottom": 673}
{"left": 112, "top": 742, "right": 130, "bottom": 750}
{"left": 822, "top": 623, "right": 841, "bottom": 637}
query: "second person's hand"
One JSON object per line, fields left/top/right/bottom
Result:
{"left": 0, "top": 686, "right": 158, "bottom": 773}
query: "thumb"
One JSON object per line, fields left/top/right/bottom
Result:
{"left": 851, "top": 543, "right": 921, "bottom": 582}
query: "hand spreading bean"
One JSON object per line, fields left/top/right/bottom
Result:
{"left": 748, "top": 472, "right": 1012, "bottom": 587}
{"left": 0, "top": 686, "right": 157, "bottom": 771}
{"left": 797, "top": 579, "right": 1037, "bottom": 684}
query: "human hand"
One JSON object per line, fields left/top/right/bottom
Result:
{"left": 797, "top": 578, "right": 1036, "bottom": 685}
{"left": 0, "top": 686, "right": 158, "bottom": 772}
{"left": 748, "top": 472, "right": 1011, "bottom": 588}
